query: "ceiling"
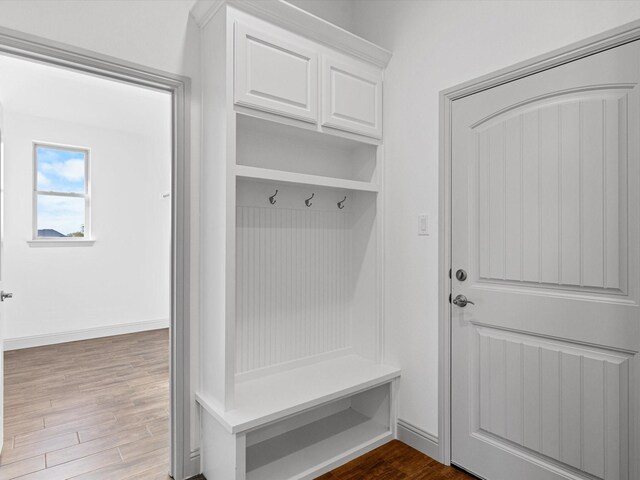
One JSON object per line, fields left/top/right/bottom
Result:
{"left": 0, "top": 53, "right": 171, "bottom": 137}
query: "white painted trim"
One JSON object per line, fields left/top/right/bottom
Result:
{"left": 195, "top": 392, "right": 229, "bottom": 431}
{"left": 196, "top": 358, "right": 401, "bottom": 434}
{"left": 234, "top": 165, "right": 379, "bottom": 192}
{"left": 186, "top": 450, "right": 201, "bottom": 479}
{"left": 438, "top": 18, "right": 640, "bottom": 469}
{"left": 4, "top": 320, "right": 169, "bottom": 351}
{"left": 438, "top": 86, "right": 452, "bottom": 466}
{"left": 190, "top": 448, "right": 201, "bottom": 461}
{"left": 234, "top": 105, "right": 383, "bottom": 146}
{"left": 27, "top": 239, "right": 95, "bottom": 247}
{"left": 397, "top": 419, "right": 439, "bottom": 461}
{"left": 190, "top": 0, "right": 392, "bottom": 68}
{"left": 442, "top": 20, "right": 640, "bottom": 102}
{"left": 190, "top": 0, "right": 225, "bottom": 27}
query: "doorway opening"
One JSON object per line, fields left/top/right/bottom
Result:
{"left": 0, "top": 26, "right": 190, "bottom": 480}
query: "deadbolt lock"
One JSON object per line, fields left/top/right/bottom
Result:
{"left": 455, "top": 269, "right": 467, "bottom": 281}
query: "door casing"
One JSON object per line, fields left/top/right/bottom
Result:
{"left": 439, "top": 18, "right": 640, "bottom": 471}
{"left": 0, "top": 26, "right": 194, "bottom": 479}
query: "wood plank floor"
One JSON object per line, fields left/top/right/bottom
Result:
{"left": 0, "top": 329, "right": 170, "bottom": 479}
{"left": 318, "top": 440, "right": 476, "bottom": 480}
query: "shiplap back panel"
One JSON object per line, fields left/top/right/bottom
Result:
{"left": 476, "top": 326, "right": 630, "bottom": 480}
{"left": 476, "top": 94, "right": 627, "bottom": 293}
{"left": 236, "top": 206, "right": 352, "bottom": 374}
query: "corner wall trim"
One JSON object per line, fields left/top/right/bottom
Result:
{"left": 397, "top": 419, "right": 439, "bottom": 461}
{"left": 4, "top": 319, "right": 170, "bottom": 350}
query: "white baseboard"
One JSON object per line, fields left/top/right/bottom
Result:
{"left": 397, "top": 419, "right": 440, "bottom": 461}
{"left": 4, "top": 318, "right": 170, "bottom": 350}
{"left": 185, "top": 449, "right": 200, "bottom": 479}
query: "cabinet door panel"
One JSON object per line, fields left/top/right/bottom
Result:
{"left": 322, "top": 57, "right": 382, "bottom": 138}
{"left": 235, "top": 23, "right": 318, "bottom": 123}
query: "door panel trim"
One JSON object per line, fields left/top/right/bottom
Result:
{"left": 470, "top": 83, "right": 635, "bottom": 130}
{"left": 465, "top": 431, "right": 605, "bottom": 480}
{"left": 439, "top": 18, "right": 640, "bottom": 470}
{"left": 473, "top": 323, "right": 634, "bottom": 360}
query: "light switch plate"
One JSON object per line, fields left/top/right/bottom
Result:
{"left": 418, "top": 214, "right": 429, "bottom": 236}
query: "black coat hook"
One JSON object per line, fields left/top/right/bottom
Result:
{"left": 269, "top": 189, "right": 278, "bottom": 205}
{"left": 305, "top": 193, "right": 315, "bottom": 207}
{"left": 337, "top": 196, "right": 347, "bottom": 209}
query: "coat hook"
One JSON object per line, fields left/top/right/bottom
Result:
{"left": 269, "top": 189, "right": 278, "bottom": 205}
{"left": 305, "top": 193, "right": 315, "bottom": 207}
{"left": 337, "top": 196, "right": 347, "bottom": 209}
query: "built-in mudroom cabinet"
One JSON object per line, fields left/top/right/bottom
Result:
{"left": 191, "top": 1, "right": 400, "bottom": 478}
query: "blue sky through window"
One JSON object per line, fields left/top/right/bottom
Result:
{"left": 36, "top": 146, "right": 87, "bottom": 237}
{"left": 36, "top": 146, "right": 86, "bottom": 193}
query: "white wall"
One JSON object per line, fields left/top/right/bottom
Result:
{"left": 3, "top": 109, "right": 171, "bottom": 344}
{"left": 0, "top": 0, "right": 197, "bottom": 75}
{"left": 349, "top": 0, "right": 640, "bottom": 440}
{"left": 287, "top": 0, "right": 354, "bottom": 31}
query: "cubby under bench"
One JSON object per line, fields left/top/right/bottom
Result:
{"left": 197, "top": 355, "right": 400, "bottom": 480}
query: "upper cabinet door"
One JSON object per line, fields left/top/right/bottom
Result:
{"left": 235, "top": 23, "right": 319, "bottom": 123}
{"left": 322, "top": 57, "right": 383, "bottom": 139}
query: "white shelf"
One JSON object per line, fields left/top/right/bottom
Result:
{"left": 246, "top": 409, "right": 392, "bottom": 480}
{"left": 235, "top": 165, "right": 380, "bottom": 192}
{"left": 196, "top": 354, "right": 400, "bottom": 434}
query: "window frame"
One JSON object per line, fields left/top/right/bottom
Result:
{"left": 32, "top": 142, "right": 91, "bottom": 241}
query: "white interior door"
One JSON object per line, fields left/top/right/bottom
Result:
{"left": 451, "top": 40, "right": 640, "bottom": 480}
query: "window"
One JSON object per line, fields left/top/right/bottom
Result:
{"left": 33, "top": 143, "right": 90, "bottom": 240}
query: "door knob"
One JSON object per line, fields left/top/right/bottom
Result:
{"left": 1, "top": 291, "right": 13, "bottom": 302}
{"left": 452, "top": 294, "right": 474, "bottom": 307}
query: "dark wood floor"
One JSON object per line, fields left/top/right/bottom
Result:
{"left": 318, "top": 440, "right": 476, "bottom": 480}
{"left": 0, "top": 329, "right": 170, "bottom": 479}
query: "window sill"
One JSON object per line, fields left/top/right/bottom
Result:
{"left": 27, "top": 239, "right": 96, "bottom": 247}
